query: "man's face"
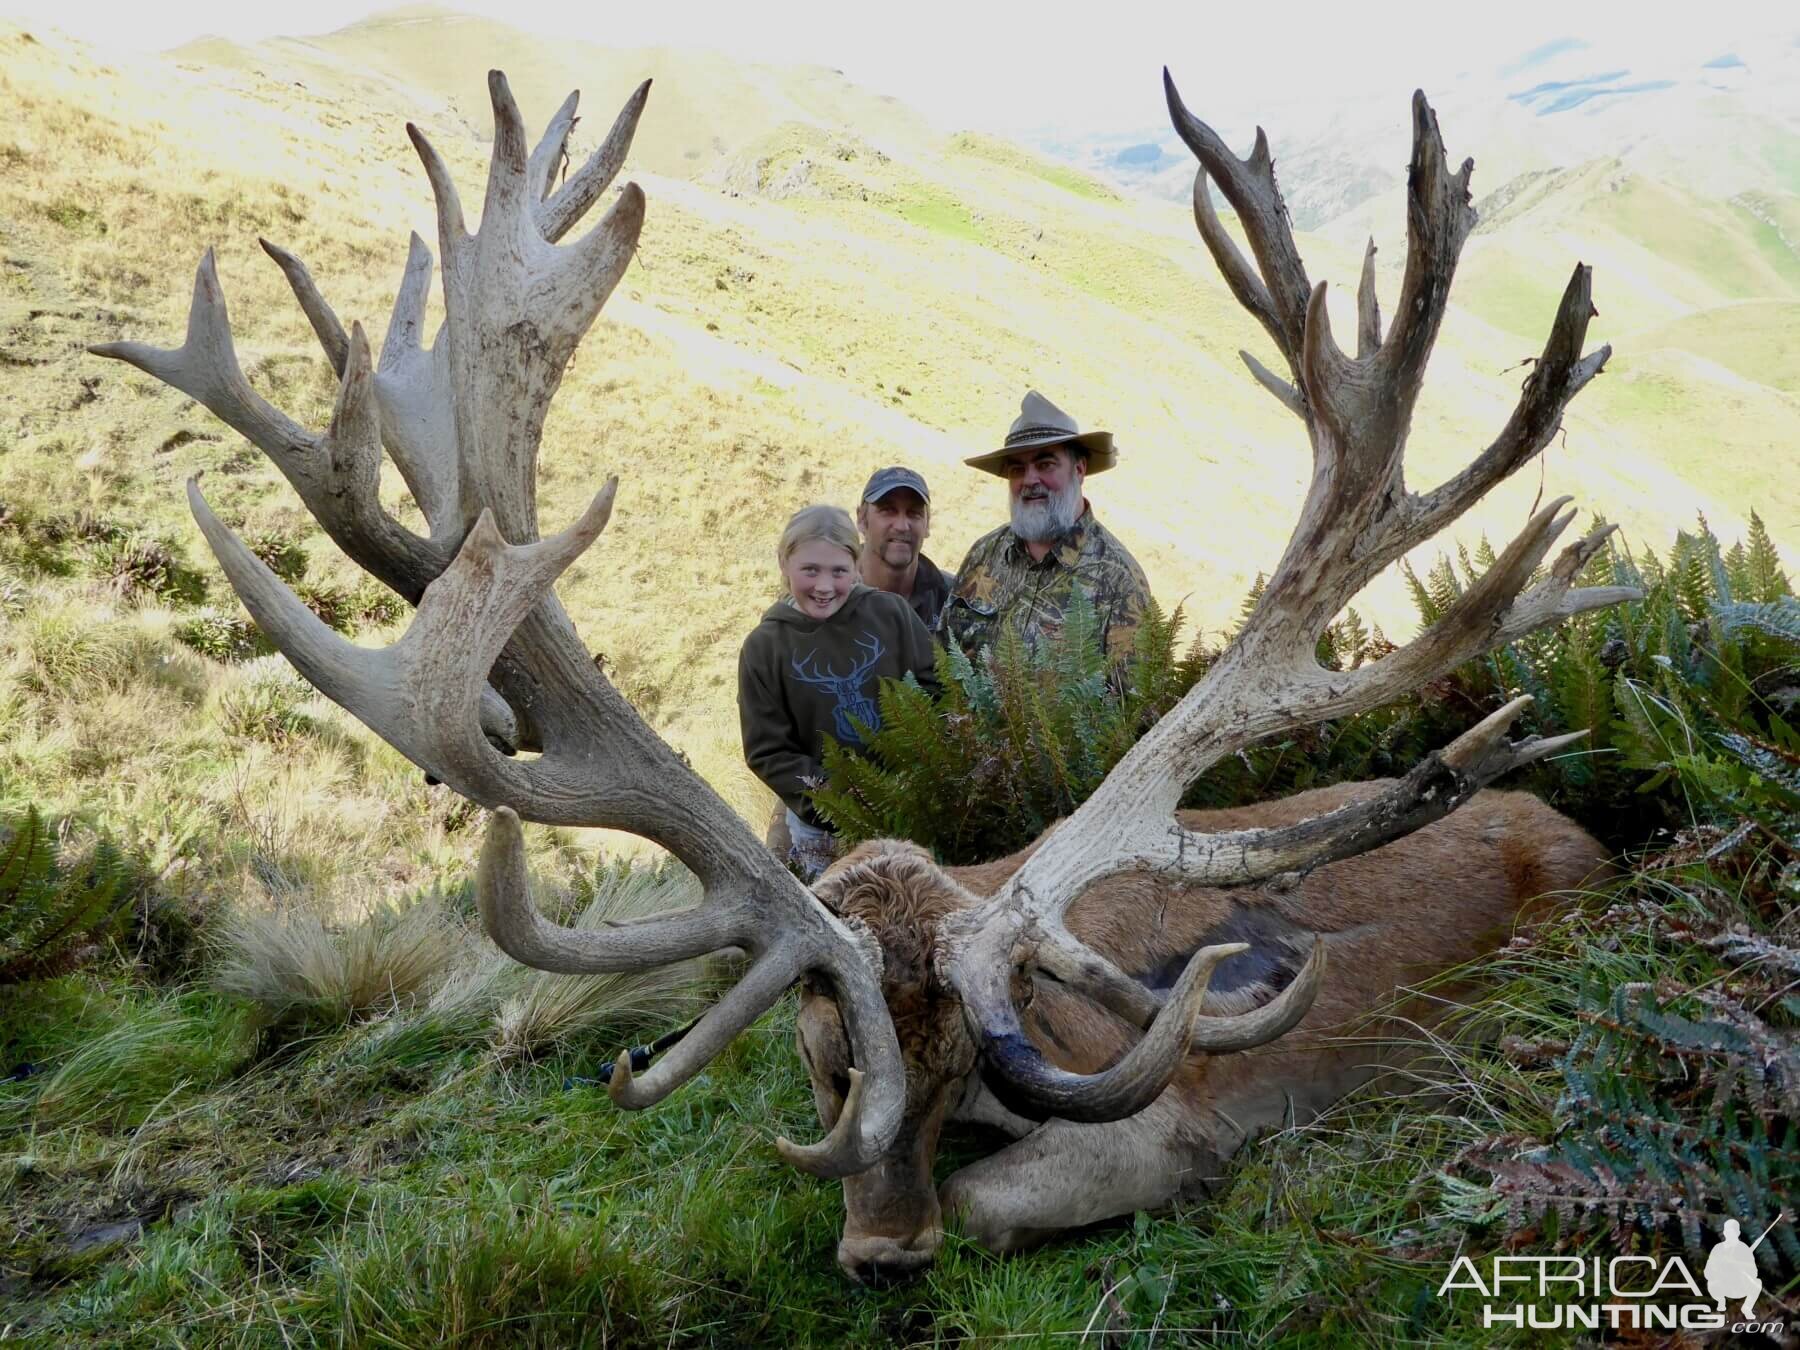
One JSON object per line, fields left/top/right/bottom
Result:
{"left": 858, "top": 488, "right": 930, "bottom": 570}
{"left": 1005, "top": 446, "right": 1085, "bottom": 542}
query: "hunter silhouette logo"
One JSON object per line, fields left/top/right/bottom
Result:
{"left": 1705, "top": 1218, "right": 1776, "bottom": 1317}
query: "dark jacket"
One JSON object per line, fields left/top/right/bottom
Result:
{"left": 907, "top": 552, "right": 957, "bottom": 634}
{"left": 739, "top": 586, "right": 939, "bottom": 829}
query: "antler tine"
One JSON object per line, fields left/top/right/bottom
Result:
{"left": 482, "top": 71, "right": 535, "bottom": 242}
{"left": 1165, "top": 69, "right": 1311, "bottom": 363}
{"left": 91, "top": 249, "right": 309, "bottom": 463}
{"left": 420, "top": 72, "right": 649, "bottom": 542}
{"left": 1356, "top": 238, "right": 1382, "bottom": 359}
{"left": 90, "top": 256, "right": 444, "bottom": 602}
{"left": 539, "top": 78, "right": 651, "bottom": 244}
{"left": 528, "top": 89, "right": 581, "bottom": 206}
{"left": 1377, "top": 91, "right": 1477, "bottom": 407}
{"left": 374, "top": 233, "right": 460, "bottom": 539}
{"left": 259, "top": 238, "right": 350, "bottom": 374}
{"left": 186, "top": 477, "right": 606, "bottom": 792}
{"left": 968, "top": 941, "right": 1246, "bottom": 1123}
{"left": 968, "top": 935, "right": 1328, "bottom": 1122}
{"left": 1193, "top": 171, "right": 1286, "bottom": 370}
{"left": 1240, "top": 349, "right": 1304, "bottom": 418}
{"left": 482, "top": 806, "right": 905, "bottom": 1176}
{"left": 258, "top": 231, "right": 462, "bottom": 550}
{"left": 1400, "top": 263, "right": 1609, "bottom": 555}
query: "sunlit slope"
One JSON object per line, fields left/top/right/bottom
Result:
{"left": 177, "top": 5, "right": 942, "bottom": 184}
{"left": 1440, "top": 160, "right": 1800, "bottom": 538}
{"left": 3, "top": 10, "right": 1794, "bottom": 791}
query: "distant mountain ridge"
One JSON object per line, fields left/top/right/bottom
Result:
{"left": 1039, "top": 27, "right": 1800, "bottom": 229}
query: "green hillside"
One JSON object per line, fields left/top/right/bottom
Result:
{"left": 2, "top": 10, "right": 1797, "bottom": 894}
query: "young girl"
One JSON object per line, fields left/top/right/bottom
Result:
{"left": 739, "top": 504, "right": 939, "bottom": 879}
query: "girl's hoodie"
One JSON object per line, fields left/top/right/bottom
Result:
{"left": 737, "top": 585, "right": 938, "bottom": 829}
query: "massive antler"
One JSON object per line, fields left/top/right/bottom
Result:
{"left": 942, "top": 79, "right": 1640, "bottom": 1116}
{"left": 90, "top": 73, "right": 905, "bottom": 1178}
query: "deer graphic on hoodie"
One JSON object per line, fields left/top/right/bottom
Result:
{"left": 738, "top": 586, "right": 939, "bottom": 829}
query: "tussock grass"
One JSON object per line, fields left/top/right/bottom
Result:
{"left": 421, "top": 859, "right": 714, "bottom": 1060}
{"left": 5, "top": 604, "right": 144, "bottom": 696}
{"left": 18, "top": 989, "right": 248, "bottom": 1131}
{"left": 212, "top": 895, "right": 467, "bottom": 1029}
{"left": 207, "top": 656, "right": 322, "bottom": 744}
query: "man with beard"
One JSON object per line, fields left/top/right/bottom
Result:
{"left": 855, "top": 466, "right": 955, "bottom": 634}
{"left": 943, "top": 391, "right": 1152, "bottom": 663}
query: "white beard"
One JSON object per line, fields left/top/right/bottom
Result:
{"left": 1010, "top": 477, "right": 1083, "bottom": 543}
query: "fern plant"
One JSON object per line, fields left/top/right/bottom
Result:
{"left": 815, "top": 516, "right": 1798, "bottom": 862}
{"left": 811, "top": 592, "right": 1204, "bottom": 863}
{"left": 0, "top": 806, "right": 141, "bottom": 983}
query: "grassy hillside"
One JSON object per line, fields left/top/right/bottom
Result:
{"left": 4, "top": 10, "right": 1798, "bottom": 893}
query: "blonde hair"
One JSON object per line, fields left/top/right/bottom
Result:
{"left": 777, "top": 503, "right": 861, "bottom": 564}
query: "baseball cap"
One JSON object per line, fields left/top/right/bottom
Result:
{"left": 861, "top": 465, "right": 931, "bottom": 505}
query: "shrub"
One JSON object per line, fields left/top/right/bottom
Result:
{"left": 391, "top": 857, "right": 715, "bottom": 1063}
{"left": 816, "top": 516, "right": 1800, "bottom": 861}
{"left": 82, "top": 531, "right": 208, "bottom": 606}
{"left": 0, "top": 805, "right": 143, "bottom": 984}
{"left": 812, "top": 592, "right": 1205, "bottom": 863}
{"left": 212, "top": 659, "right": 319, "bottom": 742}
{"left": 212, "top": 894, "right": 466, "bottom": 1030}
{"left": 1450, "top": 723, "right": 1799, "bottom": 1290}
{"left": 9, "top": 606, "right": 140, "bottom": 695}
{"left": 242, "top": 528, "right": 309, "bottom": 584}
{"left": 173, "top": 607, "right": 271, "bottom": 663}
{"left": 349, "top": 577, "right": 407, "bottom": 630}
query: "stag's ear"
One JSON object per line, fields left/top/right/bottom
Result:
{"left": 810, "top": 866, "right": 849, "bottom": 915}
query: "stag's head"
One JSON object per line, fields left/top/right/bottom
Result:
{"left": 97, "top": 62, "right": 1635, "bottom": 1284}
{"left": 791, "top": 838, "right": 1324, "bottom": 1283}
{"left": 797, "top": 842, "right": 976, "bottom": 1281}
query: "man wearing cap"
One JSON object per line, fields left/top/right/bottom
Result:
{"left": 944, "top": 390, "right": 1153, "bottom": 663}
{"left": 856, "top": 466, "right": 955, "bottom": 634}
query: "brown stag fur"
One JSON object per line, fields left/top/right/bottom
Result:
{"left": 800, "top": 780, "right": 1612, "bottom": 1282}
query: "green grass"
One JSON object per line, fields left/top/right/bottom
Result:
{"left": 17, "top": 888, "right": 1776, "bottom": 1347}
{"left": 1631, "top": 299, "right": 1800, "bottom": 394}
{"left": 891, "top": 188, "right": 984, "bottom": 244}
{"left": 1582, "top": 176, "right": 1800, "bottom": 302}
{"left": 949, "top": 132, "right": 1119, "bottom": 202}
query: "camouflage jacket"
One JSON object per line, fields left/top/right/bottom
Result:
{"left": 942, "top": 506, "right": 1152, "bottom": 662}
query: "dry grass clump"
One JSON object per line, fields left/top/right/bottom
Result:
{"left": 208, "top": 656, "right": 322, "bottom": 744}
{"left": 213, "top": 896, "right": 467, "bottom": 1028}
{"left": 427, "top": 860, "right": 713, "bottom": 1059}
{"left": 5, "top": 603, "right": 146, "bottom": 696}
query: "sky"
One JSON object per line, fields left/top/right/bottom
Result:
{"left": 4, "top": 0, "right": 1794, "bottom": 136}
